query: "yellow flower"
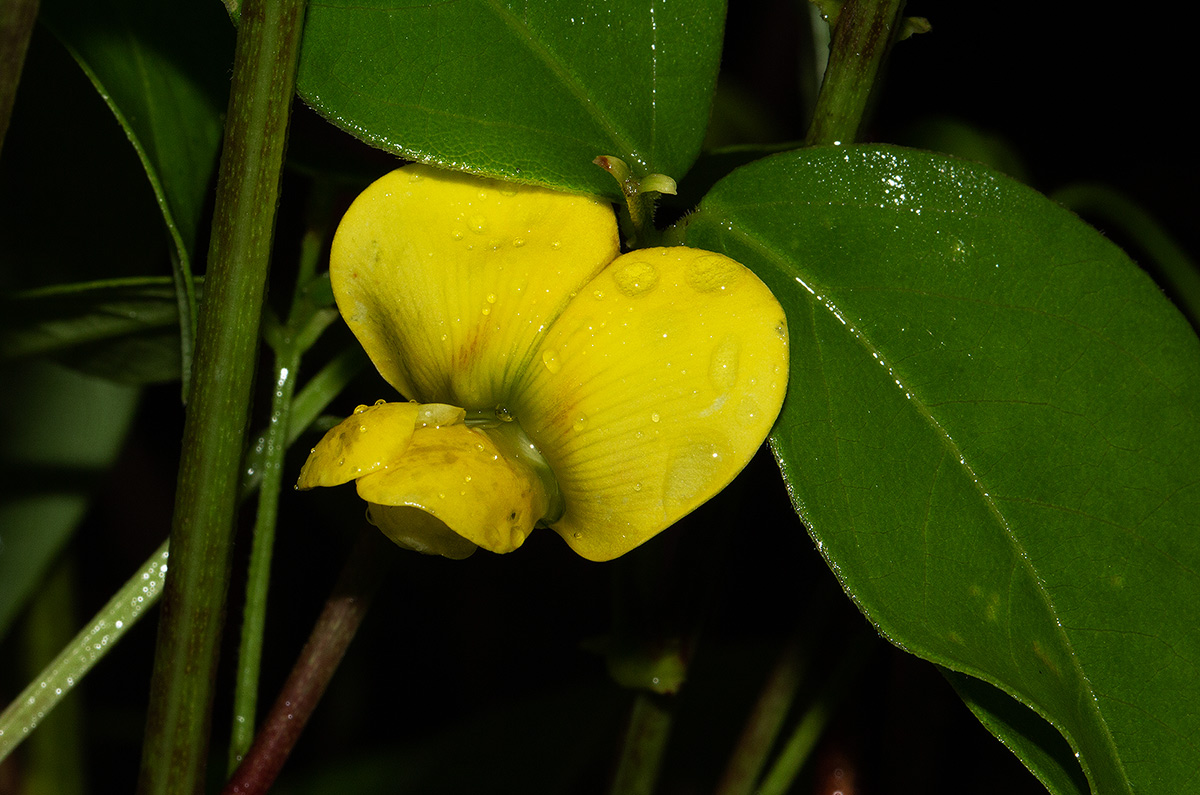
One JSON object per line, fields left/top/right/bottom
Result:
{"left": 298, "top": 164, "right": 788, "bottom": 561}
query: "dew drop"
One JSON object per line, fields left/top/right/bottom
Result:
{"left": 664, "top": 441, "right": 725, "bottom": 507}
{"left": 408, "top": 171, "right": 423, "bottom": 182}
{"left": 573, "top": 532, "right": 583, "bottom": 540}
{"left": 481, "top": 306, "right": 491, "bottom": 316}
{"left": 451, "top": 229, "right": 465, "bottom": 241}
{"left": 469, "top": 215, "right": 487, "bottom": 233}
{"left": 550, "top": 240, "right": 561, "bottom": 250}
{"left": 486, "top": 293, "right": 497, "bottom": 303}
{"left": 541, "top": 349, "right": 562, "bottom": 374}
{"left": 651, "top": 412, "right": 661, "bottom": 423}
{"left": 633, "top": 482, "right": 642, "bottom": 492}
{"left": 512, "top": 237, "right": 526, "bottom": 248}
{"left": 495, "top": 405, "right": 514, "bottom": 422}
{"left": 708, "top": 335, "right": 740, "bottom": 393}
{"left": 686, "top": 254, "right": 742, "bottom": 293}
{"left": 358, "top": 424, "right": 367, "bottom": 433}
{"left": 572, "top": 415, "right": 587, "bottom": 433}
{"left": 353, "top": 404, "right": 368, "bottom": 414}
{"left": 374, "top": 398, "right": 387, "bottom": 406}
{"left": 612, "top": 260, "right": 659, "bottom": 297}
{"left": 337, "top": 458, "right": 345, "bottom": 467}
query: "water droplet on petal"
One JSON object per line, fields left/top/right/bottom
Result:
{"left": 613, "top": 260, "right": 659, "bottom": 297}
{"left": 686, "top": 254, "right": 742, "bottom": 293}
{"left": 469, "top": 215, "right": 487, "bottom": 234}
{"left": 374, "top": 398, "right": 387, "bottom": 406}
{"left": 358, "top": 425, "right": 367, "bottom": 433}
{"left": 451, "top": 229, "right": 465, "bottom": 241}
{"left": 708, "top": 335, "right": 740, "bottom": 393}
{"left": 512, "top": 237, "right": 526, "bottom": 248}
{"left": 651, "top": 412, "right": 661, "bottom": 423}
{"left": 354, "top": 405, "right": 368, "bottom": 414}
{"left": 633, "top": 482, "right": 642, "bottom": 492}
{"left": 572, "top": 415, "right": 587, "bottom": 433}
{"left": 541, "top": 349, "right": 562, "bottom": 374}
{"left": 486, "top": 293, "right": 497, "bottom": 303}
{"left": 550, "top": 241, "right": 561, "bottom": 250}
{"left": 664, "top": 441, "right": 726, "bottom": 507}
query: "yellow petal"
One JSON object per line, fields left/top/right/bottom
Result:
{"left": 330, "top": 164, "right": 620, "bottom": 407}
{"left": 354, "top": 423, "right": 551, "bottom": 555}
{"left": 296, "top": 401, "right": 420, "bottom": 489}
{"left": 366, "top": 505, "right": 478, "bottom": 560}
{"left": 297, "top": 402, "right": 464, "bottom": 489}
{"left": 511, "top": 247, "right": 789, "bottom": 561}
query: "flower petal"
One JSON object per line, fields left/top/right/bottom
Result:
{"left": 354, "top": 423, "right": 551, "bottom": 555}
{"left": 330, "top": 165, "right": 620, "bottom": 407}
{"left": 512, "top": 247, "right": 789, "bottom": 561}
{"left": 296, "top": 401, "right": 424, "bottom": 489}
{"left": 366, "top": 505, "right": 478, "bottom": 560}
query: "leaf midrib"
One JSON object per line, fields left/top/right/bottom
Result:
{"left": 704, "top": 197, "right": 1131, "bottom": 794}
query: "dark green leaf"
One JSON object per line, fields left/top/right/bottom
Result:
{"left": 297, "top": 0, "right": 725, "bottom": 199}
{"left": 944, "top": 669, "right": 1089, "bottom": 795}
{"left": 683, "top": 146, "right": 1200, "bottom": 794}
{"left": 0, "top": 362, "right": 138, "bottom": 640}
{"left": 41, "top": 0, "right": 233, "bottom": 387}
{"left": 1, "top": 277, "right": 197, "bottom": 383}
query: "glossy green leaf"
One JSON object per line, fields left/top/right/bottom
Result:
{"left": 683, "top": 146, "right": 1200, "bottom": 794}
{"left": 943, "top": 669, "right": 1088, "bottom": 795}
{"left": 297, "top": 0, "right": 725, "bottom": 199}
{"left": 0, "top": 277, "right": 198, "bottom": 384}
{"left": 41, "top": 0, "right": 233, "bottom": 387}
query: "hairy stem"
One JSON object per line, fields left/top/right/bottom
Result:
{"left": 806, "top": 0, "right": 907, "bottom": 146}
{"left": 136, "top": 0, "right": 307, "bottom": 792}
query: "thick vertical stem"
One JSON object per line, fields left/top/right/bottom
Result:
{"left": 805, "top": 0, "right": 907, "bottom": 146}
{"left": 136, "top": 1, "right": 307, "bottom": 792}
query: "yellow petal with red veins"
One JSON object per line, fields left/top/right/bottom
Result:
{"left": 512, "top": 247, "right": 789, "bottom": 561}
{"left": 354, "top": 423, "right": 551, "bottom": 555}
{"left": 330, "top": 164, "right": 620, "bottom": 407}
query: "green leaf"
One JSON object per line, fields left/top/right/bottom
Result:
{"left": 943, "top": 669, "right": 1088, "bottom": 795}
{"left": 0, "top": 361, "right": 138, "bottom": 640}
{"left": 297, "top": 0, "right": 725, "bottom": 199}
{"left": 683, "top": 146, "right": 1200, "bottom": 794}
{"left": 41, "top": 0, "right": 233, "bottom": 387}
{"left": 0, "top": 277, "right": 198, "bottom": 384}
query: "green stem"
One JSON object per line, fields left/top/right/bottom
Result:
{"left": 226, "top": 343, "right": 301, "bottom": 772}
{"left": 136, "top": 1, "right": 307, "bottom": 792}
{"left": 223, "top": 529, "right": 394, "bottom": 795}
{"left": 754, "top": 630, "right": 875, "bottom": 795}
{"left": 0, "top": 0, "right": 39, "bottom": 154}
{"left": 12, "top": 559, "right": 86, "bottom": 795}
{"left": 228, "top": 190, "right": 339, "bottom": 771}
{"left": 805, "top": 0, "right": 907, "bottom": 146}
{"left": 608, "top": 692, "right": 674, "bottom": 795}
{"left": 0, "top": 542, "right": 170, "bottom": 765}
{"left": 714, "top": 634, "right": 807, "bottom": 795}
